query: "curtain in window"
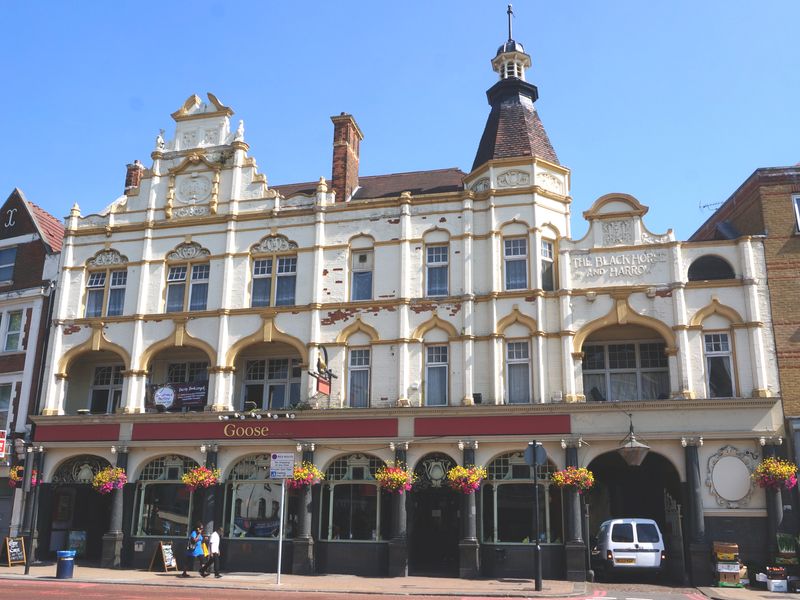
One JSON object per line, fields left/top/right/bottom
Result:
{"left": 252, "top": 278, "right": 271, "bottom": 307}
{"left": 641, "top": 371, "right": 669, "bottom": 400}
{"left": 426, "top": 365, "right": 447, "bottom": 406}
{"left": 508, "top": 363, "right": 530, "bottom": 404}
{"left": 166, "top": 284, "right": 185, "bottom": 312}
{"left": 541, "top": 260, "right": 554, "bottom": 291}
{"left": 107, "top": 288, "right": 125, "bottom": 316}
{"left": 505, "top": 260, "right": 527, "bottom": 290}
{"left": 189, "top": 282, "right": 208, "bottom": 311}
{"left": 86, "top": 290, "right": 104, "bottom": 318}
{"left": 349, "top": 370, "right": 369, "bottom": 408}
{"left": 609, "top": 373, "right": 637, "bottom": 401}
{"left": 583, "top": 374, "right": 606, "bottom": 402}
{"left": 275, "top": 276, "right": 296, "bottom": 306}
{"left": 427, "top": 266, "right": 448, "bottom": 296}
{"left": 352, "top": 271, "right": 372, "bottom": 300}
{"left": 708, "top": 356, "right": 733, "bottom": 397}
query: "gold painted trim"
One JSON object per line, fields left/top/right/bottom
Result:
{"left": 57, "top": 323, "right": 132, "bottom": 375}
{"left": 583, "top": 192, "right": 648, "bottom": 220}
{"left": 689, "top": 298, "right": 744, "bottom": 327}
{"left": 138, "top": 320, "right": 218, "bottom": 370}
{"left": 225, "top": 314, "right": 308, "bottom": 368}
{"left": 496, "top": 308, "right": 539, "bottom": 335}
{"left": 411, "top": 315, "right": 459, "bottom": 340}
{"left": 336, "top": 317, "right": 380, "bottom": 344}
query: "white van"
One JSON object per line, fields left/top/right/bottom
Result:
{"left": 591, "top": 518, "right": 665, "bottom": 578}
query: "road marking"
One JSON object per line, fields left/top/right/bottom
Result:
{"left": 625, "top": 597, "right": 654, "bottom": 600}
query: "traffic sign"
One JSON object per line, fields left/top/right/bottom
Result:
{"left": 524, "top": 441, "right": 547, "bottom": 467}
{"left": 269, "top": 452, "right": 295, "bottom": 478}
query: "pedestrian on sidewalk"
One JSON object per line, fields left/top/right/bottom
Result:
{"left": 180, "top": 522, "right": 204, "bottom": 577}
{"left": 201, "top": 526, "right": 223, "bottom": 578}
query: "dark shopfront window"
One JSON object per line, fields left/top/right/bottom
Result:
{"left": 134, "top": 455, "right": 199, "bottom": 537}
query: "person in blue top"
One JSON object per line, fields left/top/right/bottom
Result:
{"left": 180, "top": 522, "right": 204, "bottom": 577}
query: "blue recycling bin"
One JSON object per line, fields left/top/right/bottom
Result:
{"left": 56, "top": 550, "right": 76, "bottom": 579}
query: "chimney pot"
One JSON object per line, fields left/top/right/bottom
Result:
{"left": 330, "top": 114, "right": 364, "bottom": 202}
{"left": 124, "top": 160, "right": 145, "bottom": 194}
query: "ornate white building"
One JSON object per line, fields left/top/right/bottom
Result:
{"left": 30, "top": 25, "right": 783, "bottom": 584}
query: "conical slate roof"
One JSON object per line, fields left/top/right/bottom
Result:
{"left": 472, "top": 77, "right": 559, "bottom": 171}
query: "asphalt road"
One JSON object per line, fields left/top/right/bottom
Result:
{"left": 0, "top": 578, "right": 707, "bottom": 600}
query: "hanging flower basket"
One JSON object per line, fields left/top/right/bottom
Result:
{"left": 552, "top": 466, "right": 595, "bottom": 494}
{"left": 375, "top": 463, "right": 416, "bottom": 494}
{"left": 92, "top": 467, "right": 128, "bottom": 494}
{"left": 753, "top": 457, "right": 798, "bottom": 491}
{"left": 181, "top": 466, "right": 221, "bottom": 492}
{"left": 8, "top": 466, "right": 38, "bottom": 488}
{"left": 287, "top": 461, "right": 324, "bottom": 489}
{"left": 446, "top": 465, "right": 487, "bottom": 495}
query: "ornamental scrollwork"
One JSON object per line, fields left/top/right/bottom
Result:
{"left": 641, "top": 230, "right": 671, "bottom": 244}
{"left": 705, "top": 444, "right": 759, "bottom": 509}
{"left": 173, "top": 205, "right": 210, "bottom": 218}
{"left": 250, "top": 234, "right": 298, "bottom": 254}
{"left": 536, "top": 171, "right": 564, "bottom": 194}
{"left": 471, "top": 177, "right": 490, "bottom": 193}
{"left": 167, "top": 241, "right": 211, "bottom": 261}
{"left": 52, "top": 455, "right": 112, "bottom": 484}
{"left": 87, "top": 249, "right": 128, "bottom": 267}
{"left": 496, "top": 169, "right": 530, "bottom": 188}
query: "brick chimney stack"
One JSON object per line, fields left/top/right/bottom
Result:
{"left": 124, "top": 160, "right": 145, "bottom": 194}
{"left": 330, "top": 113, "right": 364, "bottom": 202}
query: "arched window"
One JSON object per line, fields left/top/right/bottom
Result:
{"left": 225, "top": 454, "right": 298, "bottom": 539}
{"left": 320, "top": 454, "right": 390, "bottom": 541}
{"left": 481, "top": 452, "right": 563, "bottom": 544}
{"left": 134, "top": 455, "right": 199, "bottom": 537}
{"left": 688, "top": 256, "right": 735, "bottom": 281}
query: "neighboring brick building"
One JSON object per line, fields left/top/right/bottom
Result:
{"left": 0, "top": 189, "right": 63, "bottom": 538}
{"left": 691, "top": 165, "right": 800, "bottom": 461}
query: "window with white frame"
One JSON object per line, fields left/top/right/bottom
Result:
{"left": 426, "top": 245, "right": 449, "bottom": 297}
{"left": 348, "top": 348, "right": 371, "bottom": 408}
{"left": 166, "top": 263, "right": 209, "bottom": 312}
{"left": 89, "top": 365, "right": 123, "bottom": 414}
{"left": 167, "top": 361, "right": 209, "bottom": 385}
{"left": 582, "top": 341, "right": 669, "bottom": 402}
{"left": 3, "top": 311, "right": 23, "bottom": 352}
{"left": 425, "top": 345, "right": 448, "bottom": 406}
{"left": 0, "top": 247, "right": 16, "bottom": 282}
{"left": 793, "top": 194, "right": 800, "bottom": 233}
{"left": 351, "top": 250, "right": 374, "bottom": 301}
{"left": 251, "top": 259, "right": 272, "bottom": 307}
{"left": 275, "top": 257, "right": 297, "bottom": 306}
{"left": 704, "top": 333, "right": 734, "bottom": 398}
{"left": 85, "top": 270, "right": 127, "bottom": 317}
{"left": 540, "top": 240, "right": 555, "bottom": 291}
{"left": 481, "top": 452, "right": 563, "bottom": 544}
{"left": 504, "top": 238, "right": 528, "bottom": 290}
{"left": 0, "top": 383, "right": 12, "bottom": 430}
{"left": 243, "top": 357, "right": 301, "bottom": 410}
{"left": 251, "top": 255, "right": 297, "bottom": 307}
{"left": 506, "top": 341, "right": 531, "bottom": 404}
{"left": 135, "top": 455, "right": 200, "bottom": 537}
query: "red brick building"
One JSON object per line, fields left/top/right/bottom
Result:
{"left": 0, "top": 189, "right": 63, "bottom": 538}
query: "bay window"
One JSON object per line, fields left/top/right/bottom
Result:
{"left": 504, "top": 238, "right": 528, "bottom": 290}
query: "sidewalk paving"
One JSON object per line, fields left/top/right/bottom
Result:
{"left": 697, "top": 585, "right": 799, "bottom": 600}
{"left": 0, "top": 564, "right": 586, "bottom": 597}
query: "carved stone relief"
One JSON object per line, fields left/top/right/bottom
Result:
{"left": 80, "top": 215, "right": 109, "bottom": 228}
{"left": 601, "top": 220, "right": 634, "bottom": 246}
{"left": 536, "top": 171, "right": 564, "bottom": 194}
{"left": 641, "top": 230, "right": 671, "bottom": 244}
{"left": 167, "top": 241, "right": 211, "bottom": 261}
{"left": 177, "top": 174, "right": 212, "bottom": 203}
{"left": 471, "top": 177, "right": 490, "bottom": 193}
{"left": 496, "top": 170, "right": 530, "bottom": 188}
{"left": 87, "top": 249, "right": 128, "bottom": 267}
{"left": 173, "top": 205, "right": 210, "bottom": 218}
{"left": 705, "top": 445, "right": 759, "bottom": 508}
{"left": 250, "top": 234, "right": 298, "bottom": 254}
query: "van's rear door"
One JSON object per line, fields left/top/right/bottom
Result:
{"left": 634, "top": 522, "right": 662, "bottom": 567}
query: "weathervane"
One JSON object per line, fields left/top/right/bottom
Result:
{"left": 507, "top": 4, "right": 514, "bottom": 41}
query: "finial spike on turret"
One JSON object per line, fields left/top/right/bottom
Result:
{"left": 507, "top": 4, "right": 514, "bottom": 41}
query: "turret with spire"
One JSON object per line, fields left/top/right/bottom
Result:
{"left": 472, "top": 4, "right": 559, "bottom": 171}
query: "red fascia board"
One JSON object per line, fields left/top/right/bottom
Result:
{"left": 34, "top": 424, "right": 120, "bottom": 442}
{"left": 132, "top": 418, "right": 398, "bottom": 441}
{"left": 414, "top": 414, "right": 570, "bottom": 437}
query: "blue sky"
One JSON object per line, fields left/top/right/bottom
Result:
{"left": 1, "top": 1, "right": 797, "bottom": 240}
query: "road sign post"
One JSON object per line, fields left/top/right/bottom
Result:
{"left": 269, "top": 452, "right": 295, "bottom": 585}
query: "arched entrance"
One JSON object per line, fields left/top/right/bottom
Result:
{"left": 587, "top": 451, "right": 684, "bottom": 580}
{"left": 409, "top": 453, "right": 459, "bottom": 576}
{"left": 46, "top": 455, "right": 112, "bottom": 560}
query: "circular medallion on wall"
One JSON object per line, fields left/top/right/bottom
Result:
{"left": 705, "top": 445, "right": 759, "bottom": 509}
{"left": 177, "top": 174, "right": 211, "bottom": 203}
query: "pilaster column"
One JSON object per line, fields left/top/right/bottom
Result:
{"left": 397, "top": 195, "right": 412, "bottom": 405}
{"left": 563, "top": 443, "right": 586, "bottom": 581}
{"left": 388, "top": 443, "right": 409, "bottom": 577}
{"left": 102, "top": 447, "right": 128, "bottom": 568}
{"left": 458, "top": 442, "right": 479, "bottom": 578}
{"left": 684, "top": 437, "right": 711, "bottom": 585}
{"left": 292, "top": 444, "right": 315, "bottom": 574}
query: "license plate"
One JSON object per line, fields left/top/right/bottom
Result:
{"left": 616, "top": 558, "right": 635, "bottom": 564}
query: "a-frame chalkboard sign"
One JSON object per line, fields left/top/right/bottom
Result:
{"left": 3, "top": 537, "right": 26, "bottom": 566}
{"left": 148, "top": 541, "right": 178, "bottom": 572}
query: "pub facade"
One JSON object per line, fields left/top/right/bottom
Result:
{"left": 31, "top": 27, "right": 784, "bottom": 584}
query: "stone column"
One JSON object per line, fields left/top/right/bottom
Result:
{"left": 763, "top": 442, "right": 784, "bottom": 560}
{"left": 102, "top": 449, "right": 128, "bottom": 568}
{"left": 292, "top": 446, "right": 315, "bottom": 574}
{"left": 684, "top": 439, "right": 711, "bottom": 585}
{"left": 459, "top": 444, "right": 479, "bottom": 578}
{"left": 389, "top": 445, "right": 409, "bottom": 577}
{"left": 564, "top": 444, "right": 586, "bottom": 581}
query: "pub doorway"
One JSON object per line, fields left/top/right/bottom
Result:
{"left": 409, "top": 453, "right": 459, "bottom": 576}
{"left": 47, "top": 456, "right": 113, "bottom": 561}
